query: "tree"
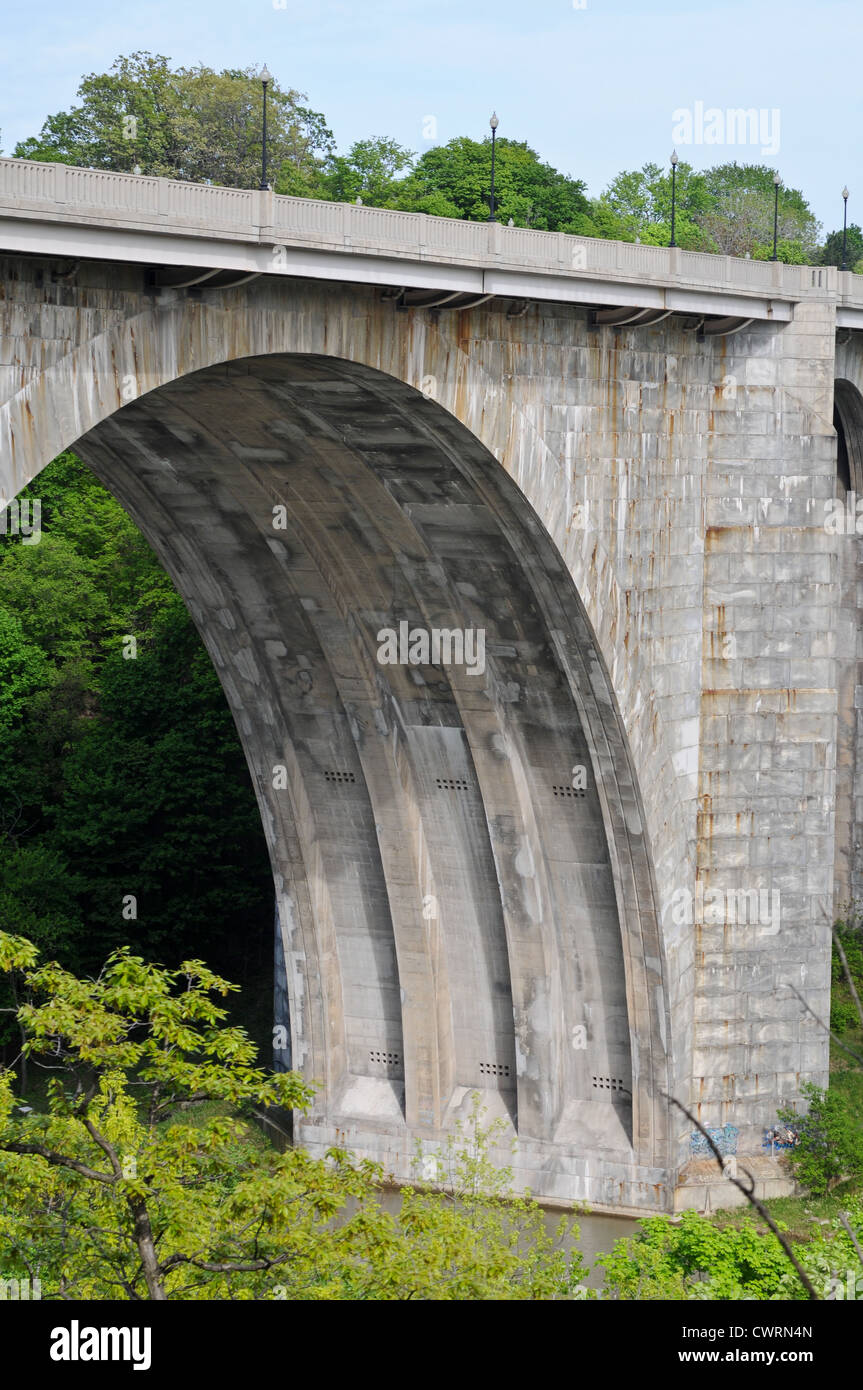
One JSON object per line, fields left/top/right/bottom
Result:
{"left": 831, "top": 919, "right": 863, "bottom": 1034}
{"left": 698, "top": 164, "right": 820, "bottom": 260}
{"left": 317, "top": 137, "right": 415, "bottom": 206}
{"left": 0, "top": 608, "right": 53, "bottom": 849}
{"left": 14, "top": 52, "right": 178, "bottom": 173}
{"left": 51, "top": 594, "right": 273, "bottom": 975}
{"left": 778, "top": 1082, "right": 863, "bottom": 1196}
{"left": 0, "top": 933, "right": 586, "bottom": 1300}
{"left": 593, "top": 160, "right": 821, "bottom": 260}
{"left": 0, "top": 533, "right": 110, "bottom": 667}
{"left": 593, "top": 160, "right": 711, "bottom": 250}
{"left": 0, "top": 609, "right": 49, "bottom": 742}
{"left": 395, "top": 136, "right": 592, "bottom": 231}
{"left": 821, "top": 223, "right": 863, "bottom": 271}
{"left": 14, "top": 52, "right": 334, "bottom": 192}
{"left": 0, "top": 454, "right": 273, "bottom": 1034}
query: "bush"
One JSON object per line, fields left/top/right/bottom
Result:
{"left": 778, "top": 1082, "right": 863, "bottom": 1196}
{"left": 598, "top": 1210, "right": 795, "bottom": 1300}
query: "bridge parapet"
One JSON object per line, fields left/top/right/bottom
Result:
{"left": 0, "top": 156, "right": 844, "bottom": 322}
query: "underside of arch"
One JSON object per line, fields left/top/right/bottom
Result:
{"left": 30, "top": 350, "right": 672, "bottom": 1189}
{"left": 833, "top": 378, "right": 863, "bottom": 910}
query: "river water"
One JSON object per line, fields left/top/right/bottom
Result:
{"left": 572, "top": 1209, "right": 640, "bottom": 1284}
{"left": 379, "top": 1187, "right": 640, "bottom": 1289}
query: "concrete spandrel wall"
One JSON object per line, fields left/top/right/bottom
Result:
{"left": 0, "top": 255, "right": 842, "bottom": 1206}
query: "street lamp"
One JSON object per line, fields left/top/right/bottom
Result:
{"left": 771, "top": 171, "right": 781, "bottom": 261}
{"left": 260, "top": 65, "right": 272, "bottom": 191}
{"left": 670, "top": 149, "right": 679, "bottom": 248}
{"left": 842, "top": 186, "right": 850, "bottom": 271}
{"left": 488, "top": 112, "right": 499, "bottom": 222}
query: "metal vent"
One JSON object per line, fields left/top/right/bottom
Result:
{"left": 324, "top": 769, "right": 356, "bottom": 784}
{"left": 592, "top": 1075, "right": 626, "bottom": 1092}
{"left": 369, "top": 1049, "right": 400, "bottom": 1068}
{"left": 436, "top": 777, "right": 469, "bottom": 792}
{"left": 479, "top": 1061, "right": 511, "bottom": 1078}
{"left": 553, "top": 785, "right": 586, "bottom": 798}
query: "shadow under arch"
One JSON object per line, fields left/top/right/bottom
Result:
{"left": 23, "top": 351, "right": 674, "bottom": 1192}
{"left": 833, "top": 379, "right": 863, "bottom": 911}
{"left": 834, "top": 379, "right": 863, "bottom": 495}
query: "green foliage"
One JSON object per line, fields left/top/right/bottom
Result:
{"left": 0, "top": 935, "right": 586, "bottom": 1300}
{"left": 0, "top": 609, "right": 49, "bottom": 736}
{"left": 395, "top": 136, "right": 591, "bottom": 230}
{"left": 383, "top": 1098, "right": 584, "bottom": 1300}
{"left": 52, "top": 594, "right": 271, "bottom": 966}
{"left": 778, "top": 1082, "right": 863, "bottom": 1196}
{"left": 14, "top": 52, "right": 180, "bottom": 172}
{"left": 316, "top": 137, "right": 415, "bottom": 206}
{"left": 0, "top": 453, "right": 272, "bottom": 1002}
{"left": 598, "top": 1209, "right": 795, "bottom": 1300}
{"left": 593, "top": 160, "right": 711, "bottom": 250}
{"left": 831, "top": 919, "right": 863, "bottom": 1035}
{"left": 821, "top": 223, "right": 863, "bottom": 270}
{"left": 598, "top": 1201, "right": 863, "bottom": 1300}
{"left": 592, "top": 160, "right": 820, "bottom": 260}
{"left": 0, "top": 533, "right": 112, "bottom": 665}
{"left": 698, "top": 163, "right": 820, "bottom": 259}
{"left": 749, "top": 237, "right": 809, "bottom": 265}
{"left": 14, "top": 51, "right": 334, "bottom": 192}
{"left": 0, "top": 845, "right": 80, "bottom": 965}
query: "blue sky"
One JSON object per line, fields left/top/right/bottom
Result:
{"left": 1, "top": 0, "right": 859, "bottom": 235}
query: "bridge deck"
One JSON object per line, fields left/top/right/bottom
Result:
{"left": 1, "top": 156, "right": 861, "bottom": 325}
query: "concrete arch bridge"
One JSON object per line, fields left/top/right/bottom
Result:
{"left": 2, "top": 158, "right": 863, "bottom": 1210}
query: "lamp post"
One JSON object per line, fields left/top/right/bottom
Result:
{"left": 771, "top": 171, "right": 781, "bottom": 261}
{"left": 259, "top": 65, "right": 272, "bottom": 191}
{"left": 670, "top": 149, "right": 679, "bottom": 247}
{"left": 842, "top": 186, "right": 850, "bottom": 271}
{"left": 488, "top": 112, "right": 499, "bottom": 222}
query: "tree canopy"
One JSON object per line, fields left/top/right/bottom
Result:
{"left": 13, "top": 50, "right": 842, "bottom": 264}
{"left": 14, "top": 52, "right": 334, "bottom": 195}
{"left": 0, "top": 455, "right": 273, "bottom": 1056}
{"left": 392, "top": 135, "right": 593, "bottom": 231}
{"left": 821, "top": 222, "right": 863, "bottom": 271}
{"left": 592, "top": 160, "right": 821, "bottom": 261}
{"left": 0, "top": 932, "right": 585, "bottom": 1300}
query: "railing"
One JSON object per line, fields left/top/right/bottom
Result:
{"left": 0, "top": 155, "right": 843, "bottom": 300}
{"left": 838, "top": 268, "right": 863, "bottom": 307}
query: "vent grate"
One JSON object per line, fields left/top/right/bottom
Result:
{"left": 369, "top": 1049, "right": 400, "bottom": 1068}
{"left": 324, "top": 769, "right": 356, "bottom": 784}
{"left": 479, "top": 1061, "right": 511, "bottom": 1079}
{"left": 553, "top": 785, "right": 586, "bottom": 798}
{"left": 592, "top": 1075, "right": 626, "bottom": 1092}
{"left": 436, "top": 776, "right": 469, "bottom": 792}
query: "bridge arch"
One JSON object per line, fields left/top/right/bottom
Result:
{"left": 0, "top": 284, "right": 675, "bottom": 1195}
